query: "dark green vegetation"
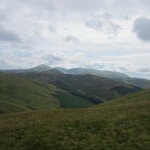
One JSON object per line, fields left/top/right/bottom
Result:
{"left": 22, "top": 70, "right": 141, "bottom": 101}
{"left": 0, "top": 89, "right": 149, "bottom": 149}
{"left": 54, "top": 91, "right": 93, "bottom": 108}
{"left": 0, "top": 73, "right": 95, "bottom": 113}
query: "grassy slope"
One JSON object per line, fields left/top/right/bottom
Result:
{"left": 54, "top": 91, "right": 93, "bottom": 108}
{"left": 0, "top": 89, "right": 149, "bottom": 149}
{"left": 0, "top": 74, "right": 60, "bottom": 110}
{"left": 0, "top": 100, "right": 30, "bottom": 114}
{"left": 98, "top": 89, "right": 150, "bottom": 106}
{"left": 23, "top": 71, "right": 141, "bottom": 101}
{"left": 0, "top": 74, "right": 93, "bottom": 111}
{"left": 54, "top": 74, "right": 141, "bottom": 100}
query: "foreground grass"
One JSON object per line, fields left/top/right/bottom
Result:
{"left": 0, "top": 100, "right": 30, "bottom": 114}
{"left": 0, "top": 89, "right": 150, "bottom": 150}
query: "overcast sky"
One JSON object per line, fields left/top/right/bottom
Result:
{"left": 0, "top": 0, "right": 150, "bottom": 79}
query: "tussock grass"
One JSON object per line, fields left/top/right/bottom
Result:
{"left": 0, "top": 89, "right": 149, "bottom": 149}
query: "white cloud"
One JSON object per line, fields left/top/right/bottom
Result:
{"left": 86, "top": 13, "right": 121, "bottom": 35}
{"left": 0, "top": 0, "right": 150, "bottom": 79}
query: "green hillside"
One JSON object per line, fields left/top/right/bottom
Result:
{"left": 97, "top": 89, "right": 150, "bottom": 107}
{"left": 0, "top": 89, "right": 149, "bottom": 149}
{"left": 0, "top": 73, "right": 60, "bottom": 110}
{"left": 54, "top": 74, "right": 141, "bottom": 100}
{"left": 0, "top": 73, "right": 93, "bottom": 112}
{"left": 21, "top": 71, "right": 141, "bottom": 102}
{"left": 0, "top": 100, "right": 30, "bottom": 114}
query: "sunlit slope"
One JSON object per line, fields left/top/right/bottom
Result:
{"left": 0, "top": 74, "right": 60, "bottom": 109}
{"left": 0, "top": 89, "right": 149, "bottom": 149}
{"left": 0, "top": 74, "right": 94, "bottom": 111}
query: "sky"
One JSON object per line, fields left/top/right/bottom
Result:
{"left": 0, "top": 0, "right": 150, "bottom": 79}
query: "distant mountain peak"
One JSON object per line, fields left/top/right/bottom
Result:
{"left": 27, "top": 64, "right": 52, "bottom": 72}
{"left": 35, "top": 64, "right": 51, "bottom": 68}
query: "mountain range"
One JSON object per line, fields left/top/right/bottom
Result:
{"left": 55, "top": 67, "right": 150, "bottom": 89}
{"left": 0, "top": 64, "right": 148, "bottom": 113}
{"left": 2, "top": 64, "right": 149, "bottom": 88}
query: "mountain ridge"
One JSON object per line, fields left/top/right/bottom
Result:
{"left": 9, "top": 64, "right": 150, "bottom": 89}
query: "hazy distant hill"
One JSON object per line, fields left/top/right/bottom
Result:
{"left": 56, "top": 67, "right": 150, "bottom": 89}
{"left": 57, "top": 67, "right": 129, "bottom": 78}
{"left": 120, "top": 77, "right": 150, "bottom": 89}
{"left": 26, "top": 64, "right": 52, "bottom": 73}
{"left": 1, "top": 64, "right": 52, "bottom": 74}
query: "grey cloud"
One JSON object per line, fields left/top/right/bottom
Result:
{"left": 62, "top": 0, "right": 150, "bottom": 14}
{"left": 1, "top": 0, "right": 150, "bottom": 19}
{"left": 49, "top": 25, "right": 57, "bottom": 33}
{"left": 92, "top": 62, "right": 135, "bottom": 72}
{"left": 133, "top": 17, "right": 150, "bottom": 41}
{"left": 62, "top": 0, "right": 106, "bottom": 13}
{"left": 0, "top": 27, "right": 21, "bottom": 43}
{"left": 64, "top": 35, "right": 80, "bottom": 44}
{"left": 6, "top": 0, "right": 105, "bottom": 15}
{"left": 45, "top": 54, "right": 63, "bottom": 65}
{"left": 137, "top": 67, "right": 150, "bottom": 72}
{"left": 86, "top": 14, "right": 121, "bottom": 35}
{"left": 20, "top": 0, "right": 56, "bottom": 12}
{"left": 93, "top": 62, "right": 150, "bottom": 73}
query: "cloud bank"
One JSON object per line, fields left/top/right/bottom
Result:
{"left": 0, "top": 0, "right": 150, "bottom": 79}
